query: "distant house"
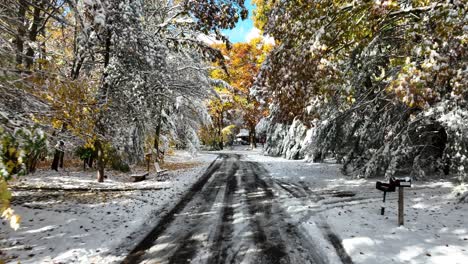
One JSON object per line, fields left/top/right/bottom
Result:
{"left": 235, "top": 129, "right": 250, "bottom": 145}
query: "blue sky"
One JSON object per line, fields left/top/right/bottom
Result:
{"left": 222, "top": 0, "right": 256, "bottom": 43}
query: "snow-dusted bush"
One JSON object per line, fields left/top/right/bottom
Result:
{"left": 262, "top": 118, "right": 318, "bottom": 160}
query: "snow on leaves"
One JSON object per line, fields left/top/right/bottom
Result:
{"left": 254, "top": 0, "right": 467, "bottom": 180}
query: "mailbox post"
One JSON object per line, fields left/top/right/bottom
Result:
{"left": 376, "top": 177, "right": 412, "bottom": 226}
{"left": 376, "top": 180, "right": 396, "bottom": 215}
{"left": 393, "top": 177, "right": 412, "bottom": 226}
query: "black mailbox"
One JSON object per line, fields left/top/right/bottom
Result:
{"left": 376, "top": 176, "right": 412, "bottom": 216}
{"left": 376, "top": 181, "right": 396, "bottom": 192}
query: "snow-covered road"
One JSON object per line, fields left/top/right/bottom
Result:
{"left": 124, "top": 153, "right": 339, "bottom": 264}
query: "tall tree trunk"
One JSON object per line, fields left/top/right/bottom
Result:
{"left": 94, "top": 27, "right": 112, "bottom": 182}
{"left": 51, "top": 152, "right": 59, "bottom": 171}
{"left": 153, "top": 102, "right": 163, "bottom": 161}
{"left": 95, "top": 140, "right": 105, "bottom": 182}
{"left": 24, "top": 2, "right": 43, "bottom": 69}
{"left": 51, "top": 140, "right": 65, "bottom": 172}
{"left": 249, "top": 126, "right": 257, "bottom": 149}
{"left": 154, "top": 126, "right": 161, "bottom": 161}
{"left": 70, "top": 21, "right": 83, "bottom": 79}
{"left": 217, "top": 111, "right": 224, "bottom": 150}
{"left": 38, "top": 21, "right": 47, "bottom": 72}
{"left": 15, "top": 0, "right": 27, "bottom": 68}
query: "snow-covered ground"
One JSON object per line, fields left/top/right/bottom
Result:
{"left": 1, "top": 147, "right": 467, "bottom": 264}
{"left": 245, "top": 148, "right": 468, "bottom": 264}
{"left": 0, "top": 151, "right": 217, "bottom": 264}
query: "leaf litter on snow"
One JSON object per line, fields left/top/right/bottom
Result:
{"left": 244, "top": 149, "right": 468, "bottom": 264}
{"left": 0, "top": 151, "right": 217, "bottom": 264}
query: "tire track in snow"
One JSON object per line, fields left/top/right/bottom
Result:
{"left": 155, "top": 157, "right": 239, "bottom": 264}
{"left": 241, "top": 162, "right": 289, "bottom": 264}
{"left": 269, "top": 178, "right": 359, "bottom": 264}
{"left": 124, "top": 155, "right": 334, "bottom": 264}
{"left": 242, "top": 162, "right": 327, "bottom": 264}
{"left": 206, "top": 164, "right": 238, "bottom": 264}
{"left": 274, "top": 180, "right": 308, "bottom": 198}
{"left": 122, "top": 155, "right": 226, "bottom": 263}
{"left": 318, "top": 221, "right": 354, "bottom": 264}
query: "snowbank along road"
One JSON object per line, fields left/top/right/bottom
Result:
{"left": 123, "top": 153, "right": 348, "bottom": 264}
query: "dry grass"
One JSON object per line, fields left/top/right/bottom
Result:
{"left": 34, "top": 157, "right": 202, "bottom": 174}
{"left": 36, "top": 158, "right": 84, "bottom": 171}
{"left": 160, "top": 161, "right": 202, "bottom": 171}
{"left": 12, "top": 190, "right": 131, "bottom": 206}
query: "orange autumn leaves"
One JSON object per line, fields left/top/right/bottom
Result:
{"left": 210, "top": 39, "right": 273, "bottom": 130}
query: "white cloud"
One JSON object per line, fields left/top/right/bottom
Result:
{"left": 246, "top": 27, "right": 261, "bottom": 42}
{"left": 263, "top": 35, "right": 276, "bottom": 45}
{"left": 245, "top": 27, "right": 275, "bottom": 45}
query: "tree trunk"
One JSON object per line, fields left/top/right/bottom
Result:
{"left": 15, "top": 0, "right": 27, "bottom": 68}
{"left": 95, "top": 140, "right": 105, "bottom": 182}
{"left": 25, "top": 2, "right": 43, "bottom": 69}
{"left": 58, "top": 151, "right": 64, "bottom": 169}
{"left": 154, "top": 102, "right": 163, "bottom": 161}
{"left": 219, "top": 139, "right": 224, "bottom": 150}
{"left": 87, "top": 156, "right": 94, "bottom": 169}
{"left": 70, "top": 20, "right": 83, "bottom": 79}
{"left": 51, "top": 149, "right": 63, "bottom": 171}
{"left": 217, "top": 113, "right": 223, "bottom": 150}
{"left": 249, "top": 126, "right": 257, "bottom": 149}
{"left": 27, "top": 153, "right": 39, "bottom": 174}
{"left": 94, "top": 27, "right": 112, "bottom": 182}
{"left": 154, "top": 129, "right": 160, "bottom": 161}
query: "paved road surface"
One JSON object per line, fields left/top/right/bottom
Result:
{"left": 123, "top": 154, "right": 349, "bottom": 264}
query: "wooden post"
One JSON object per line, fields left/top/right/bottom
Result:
{"left": 145, "top": 153, "right": 152, "bottom": 172}
{"left": 398, "top": 187, "right": 404, "bottom": 226}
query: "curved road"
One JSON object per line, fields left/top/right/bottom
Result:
{"left": 123, "top": 154, "right": 346, "bottom": 264}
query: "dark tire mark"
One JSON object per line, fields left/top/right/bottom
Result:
{"left": 331, "top": 191, "right": 356, "bottom": 198}
{"left": 279, "top": 181, "right": 356, "bottom": 200}
{"left": 151, "top": 158, "right": 240, "bottom": 263}
{"left": 164, "top": 170, "right": 227, "bottom": 263}
{"left": 319, "top": 222, "right": 354, "bottom": 264}
{"left": 168, "top": 238, "right": 199, "bottom": 264}
{"left": 249, "top": 162, "right": 330, "bottom": 264}
{"left": 298, "top": 181, "right": 323, "bottom": 202}
{"left": 124, "top": 155, "right": 345, "bottom": 264}
{"left": 274, "top": 180, "right": 307, "bottom": 198}
{"left": 241, "top": 162, "right": 289, "bottom": 264}
{"left": 122, "top": 156, "right": 224, "bottom": 264}
{"left": 207, "top": 169, "right": 238, "bottom": 264}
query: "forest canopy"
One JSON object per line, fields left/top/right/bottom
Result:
{"left": 253, "top": 0, "right": 467, "bottom": 180}
{"left": 0, "top": 0, "right": 247, "bottom": 229}
{"left": 1, "top": 0, "right": 467, "bottom": 231}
